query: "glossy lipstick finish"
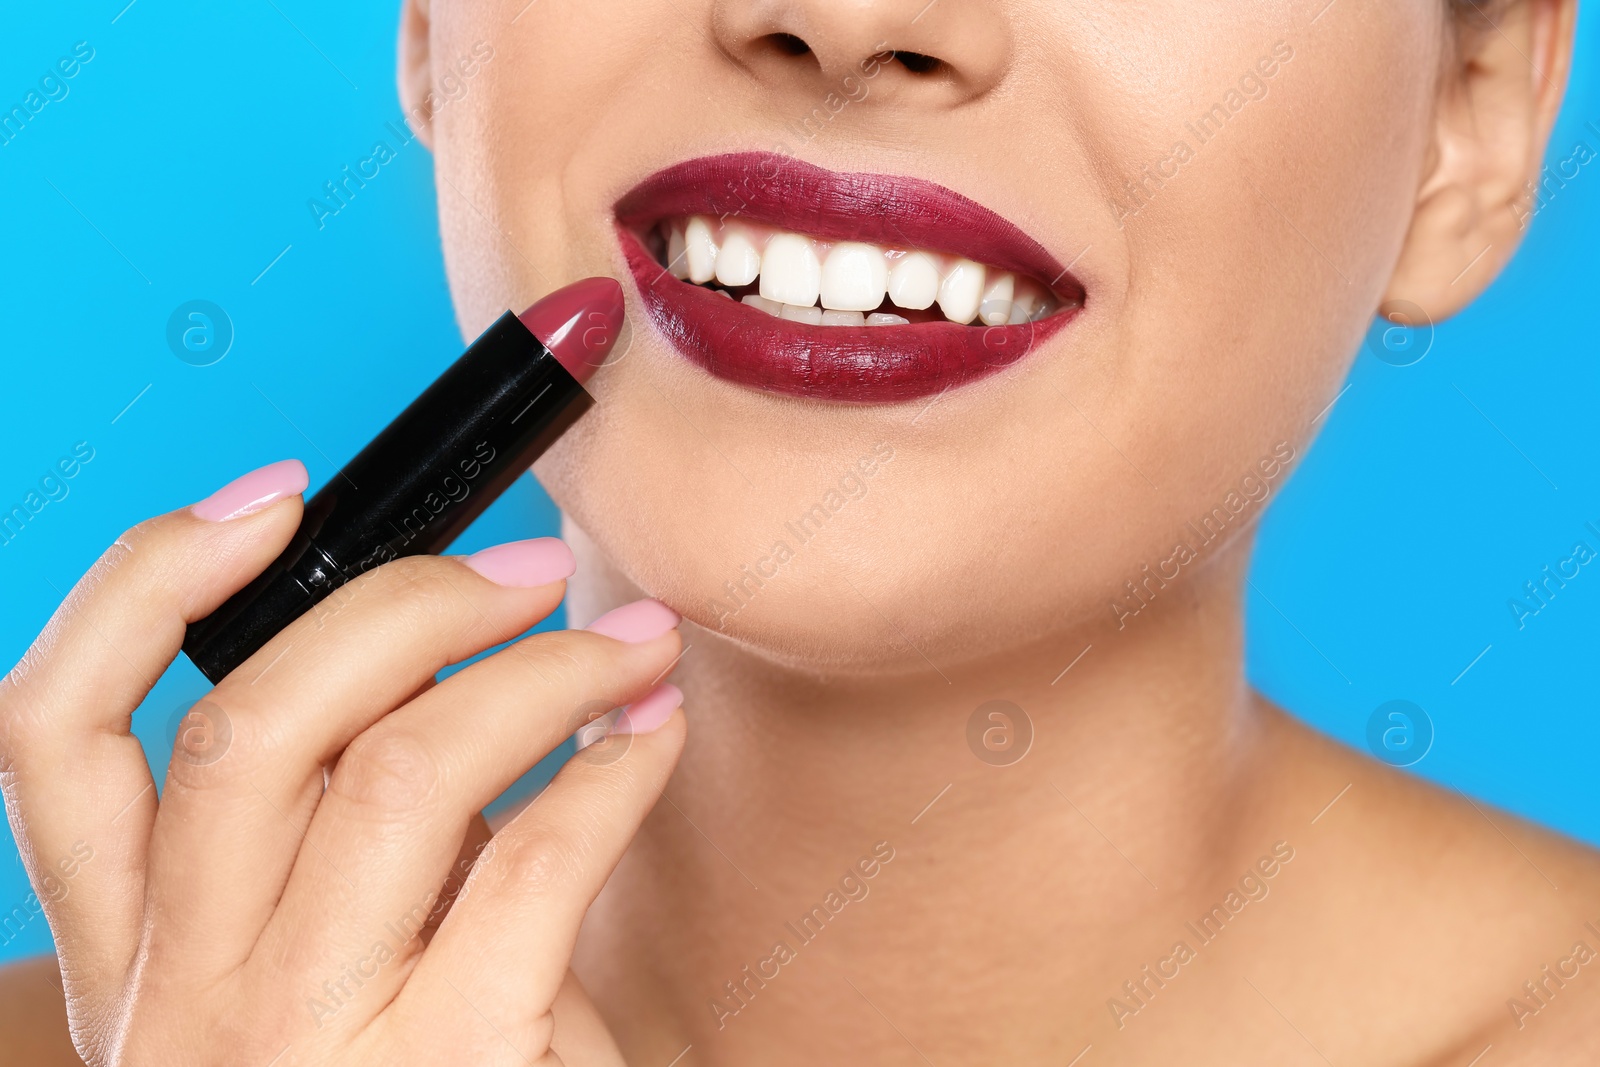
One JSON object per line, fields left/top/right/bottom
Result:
{"left": 519, "top": 276, "right": 624, "bottom": 386}
{"left": 614, "top": 152, "right": 1084, "bottom": 402}
{"left": 183, "top": 278, "right": 624, "bottom": 683}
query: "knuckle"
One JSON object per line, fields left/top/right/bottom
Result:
{"left": 517, "top": 631, "right": 604, "bottom": 693}
{"left": 160, "top": 699, "right": 265, "bottom": 790}
{"left": 329, "top": 727, "right": 443, "bottom": 814}
{"left": 481, "top": 830, "right": 587, "bottom": 899}
{"left": 0, "top": 648, "right": 49, "bottom": 763}
{"left": 313, "top": 556, "right": 480, "bottom": 642}
{"left": 0, "top": 515, "right": 185, "bottom": 775}
{"left": 85, "top": 517, "right": 163, "bottom": 591}
{"left": 1, "top": 639, "right": 43, "bottom": 700}
{"left": 561, "top": 752, "right": 648, "bottom": 823}
{"left": 0, "top": 520, "right": 162, "bottom": 714}
{"left": 378, "top": 554, "right": 463, "bottom": 607}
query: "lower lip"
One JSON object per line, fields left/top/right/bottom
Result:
{"left": 618, "top": 230, "right": 1076, "bottom": 403}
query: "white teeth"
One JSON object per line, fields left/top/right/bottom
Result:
{"left": 685, "top": 216, "right": 718, "bottom": 284}
{"left": 667, "top": 225, "right": 690, "bottom": 279}
{"left": 759, "top": 234, "right": 821, "bottom": 307}
{"left": 937, "top": 259, "right": 985, "bottom": 324}
{"left": 716, "top": 228, "right": 761, "bottom": 287}
{"left": 1011, "top": 289, "right": 1042, "bottom": 324}
{"left": 820, "top": 242, "right": 889, "bottom": 312}
{"left": 780, "top": 302, "right": 823, "bottom": 325}
{"left": 978, "top": 273, "right": 1014, "bottom": 327}
{"left": 671, "top": 219, "right": 1061, "bottom": 328}
{"left": 887, "top": 252, "right": 939, "bottom": 311}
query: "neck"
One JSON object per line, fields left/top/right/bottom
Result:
{"left": 563, "top": 522, "right": 1290, "bottom": 1064}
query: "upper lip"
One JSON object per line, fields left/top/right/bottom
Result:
{"left": 614, "top": 152, "right": 1086, "bottom": 302}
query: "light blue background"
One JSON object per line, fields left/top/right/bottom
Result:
{"left": 0, "top": 2, "right": 1595, "bottom": 963}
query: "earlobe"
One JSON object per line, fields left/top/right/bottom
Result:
{"left": 1382, "top": 0, "right": 1576, "bottom": 323}
{"left": 397, "top": 0, "right": 434, "bottom": 150}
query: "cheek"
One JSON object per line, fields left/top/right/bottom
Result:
{"left": 1076, "top": 2, "right": 1442, "bottom": 520}
{"left": 428, "top": 0, "right": 669, "bottom": 334}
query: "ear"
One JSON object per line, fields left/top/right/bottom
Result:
{"left": 397, "top": 0, "right": 435, "bottom": 150}
{"left": 1383, "top": 0, "right": 1577, "bottom": 321}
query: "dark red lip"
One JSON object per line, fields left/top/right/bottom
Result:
{"left": 614, "top": 152, "right": 1084, "bottom": 403}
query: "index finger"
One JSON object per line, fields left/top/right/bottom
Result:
{"left": 0, "top": 459, "right": 307, "bottom": 1000}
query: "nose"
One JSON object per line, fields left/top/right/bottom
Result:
{"left": 709, "top": 0, "right": 1010, "bottom": 106}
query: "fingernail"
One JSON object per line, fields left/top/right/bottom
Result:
{"left": 463, "top": 537, "right": 576, "bottom": 587}
{"left": 192, "top": 459, "right": 308, "bottom": 521}
{"left": 584, "top": 598, "right": 680, "bottom": 643}
{"left": 612, "top": 683, "right": 684, "bottom": 735}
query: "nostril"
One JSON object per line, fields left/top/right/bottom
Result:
{"left": 892, "top": 50, "right": 943, "bottom": 75}
{"left": 766, "top": 32, "right": 812, "bottom": 57}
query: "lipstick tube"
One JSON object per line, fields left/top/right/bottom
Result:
{"left": 183, "top": 277, "right": 621, "bottom": 683}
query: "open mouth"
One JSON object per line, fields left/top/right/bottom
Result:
{"left": 615, "top": 153, "right": 1086, "bottom": 403}
{"left": 651, "top": 217, "right": 1066, "bottom": 327}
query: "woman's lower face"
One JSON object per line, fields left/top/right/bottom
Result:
{"left": 414, "top": 0, "right": 1445, "bottom": 669}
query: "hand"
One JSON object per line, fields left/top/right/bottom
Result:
{"left": 0, "top": 459, "right": 686, "bottom": 1066}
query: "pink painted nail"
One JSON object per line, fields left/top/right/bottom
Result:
{"left": 612, "top": 683, "right": 684, "bottom": 735}
{"left": 463, "top": 537, "right": 575, "bottom": 587}
{"left": 191, "top": 459, "right": 308, "bottom": 522}
{"left": 584, "top": 598, "right": 680, "bottom": 643}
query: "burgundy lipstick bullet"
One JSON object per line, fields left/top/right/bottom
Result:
{"left": 183, "top": 277, "right": 624, "bottom": 683}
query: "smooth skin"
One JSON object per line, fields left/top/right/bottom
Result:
{"left": 0, "top": 489, "right": 686, "bottom": 1065}
{"left": 4, "top": 0, "right": 1598, "bottom": 1064}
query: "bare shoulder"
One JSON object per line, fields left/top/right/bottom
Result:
{"left": 1258, "top": 705, "right": 1600, "bottom": 1065}
{"left": 0, "top": 954, "right": 83, "bottom": 1065}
